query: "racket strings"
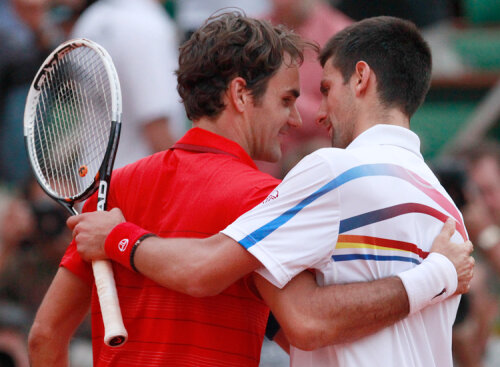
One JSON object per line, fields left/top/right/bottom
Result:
{"left": 32, "top": 46, "right": 113, "bottom": 199}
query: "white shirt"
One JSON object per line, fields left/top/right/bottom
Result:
{"left": 72, "top": 0, "right": 186, "bottom": 168}
{"left": 222, "top": 125, "right": 466, "bottom": 367}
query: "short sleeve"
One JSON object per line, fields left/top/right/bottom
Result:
{"left": 60, "top": 240, "right": 93, "bottom": 286}
{"left": 221, "top": 152, "right": 341, "bottom": 288}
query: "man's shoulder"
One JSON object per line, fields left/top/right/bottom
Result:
{"left": 111, "top": 152, "right": 165, "bottom": 184}
{"left": 305, "top": 147, "right": 362, "bottom": 171}
{"left": 214, "top": 161, "right": 280, "bottom": 194}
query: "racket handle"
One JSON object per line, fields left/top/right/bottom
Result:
{"left": 92, "top": 260, "right": 128, "bottom": 347}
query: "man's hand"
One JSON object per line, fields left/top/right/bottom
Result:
{"left": 430, "top": 218, "right": 474, "bottom": 295}
{"left": 67, "top": 208, "right": 125, "bottom": 262}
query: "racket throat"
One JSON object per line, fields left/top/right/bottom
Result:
{"left": 97, "top": 180, "right": 108, "bottom": 211}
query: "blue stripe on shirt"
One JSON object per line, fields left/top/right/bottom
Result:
{"left": 332, "top": 254, "right": 421, "bottom": 264}
{"left": 239, "top": 164, "right": 378, "bottom": 249}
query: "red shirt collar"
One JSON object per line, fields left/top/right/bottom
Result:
{"left": 172, "top": 128, "right": 258, "bottom": 169}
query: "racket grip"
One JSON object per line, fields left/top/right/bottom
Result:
{"left": 92, "top": 260, "right": 128, "bottom": 347}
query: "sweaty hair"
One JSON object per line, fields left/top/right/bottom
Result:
{"left": 319, "top": 16, "right": 432, "bottom": 118}
{"left": 177, "top": 11, "right": 317, "bottom": 121}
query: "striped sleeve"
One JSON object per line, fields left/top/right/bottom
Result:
{"left": 222, "top": 152, "right": 340, "bottom": 288}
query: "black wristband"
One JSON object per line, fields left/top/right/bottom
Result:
{"left": 130, "top": 233, "right": 156, "bottom": 272}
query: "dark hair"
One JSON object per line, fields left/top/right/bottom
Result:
{"left": 319, "top": 16, "right": 432, "bottom": 118}
{"left": 177, "top": 11, "right": 317, "bottom": 121}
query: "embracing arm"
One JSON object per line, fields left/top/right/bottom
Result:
{"left": 254, "top": 219, "right": 475, "bottom": 351}
{"left": 69, "top": 208, "right": 261, "bottom": 297}
{"left": 132, "top": 233, "right": 261, "bottom": 296}
{"left": 29, "top": 267, "right": 91, "bottom": 367}
{"left": 255, "top": 272, "right": 408, "bottom": 350}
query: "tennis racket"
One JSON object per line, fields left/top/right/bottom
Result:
{"left": 24, "top": 38, "right": 127, "bottom": 347}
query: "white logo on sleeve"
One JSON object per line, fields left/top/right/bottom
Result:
{"left": 118, "top": 239, "right": 129, "bottom": 252}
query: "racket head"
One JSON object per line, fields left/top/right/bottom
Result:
{"left": 24, "top": 38, "right": 122, "bottom": 213}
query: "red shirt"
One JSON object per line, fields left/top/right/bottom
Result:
{"left": 61, "top": 128, "right": 280, "bottom": 366}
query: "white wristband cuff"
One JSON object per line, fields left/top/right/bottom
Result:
{"left": 397, "top": 253, "right": 457, "bottom": 314}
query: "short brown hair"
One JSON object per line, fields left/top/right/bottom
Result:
{"left": 319, "top": 16, "right": 432, "bottom": 118}
{"left": 177, "top": 11, "right": 317, "bottom": 121}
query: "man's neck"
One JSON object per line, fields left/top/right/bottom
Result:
{"left": 193, "top": 116, "right": 251, "bottom": 157}
{"left": 354, "top": 107, "right": 410, "bottom": 139}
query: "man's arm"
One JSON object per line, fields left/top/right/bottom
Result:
{"left": 69, "top": 209, "right": 260, "bottom": 297}
{"left": 133, "top": 233, "right": 261, "bottom": 296}
{"left": 29, "top": 267, "right": 91, "bottom": 367}
{"left": 255, "top": 272, "right": 408, "bottom": 350}
{"left": 71, "top": 212, "right": 473, "bottom": 350}
{"left": 253, "top": 219, "right": 474, "bottom": 351}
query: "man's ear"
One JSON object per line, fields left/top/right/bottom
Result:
{"left": 353, "top": 61, "right": 371, "bottom": 97}
{"left": 228, "top": 77, "right": 250, "bottom": 113}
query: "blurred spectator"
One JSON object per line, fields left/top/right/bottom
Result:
{"left": 0, "top": 185, "right": 36, "bottom": 366}
{"left": 434, "top": 148, "right": 500, "bottom": 367}
{"left": 50, "top": 0, "right": 98, "bottom": 38}
{"left": 461, "top": 141, "right": 500, "bottom": 274}
{"left": 0, "top": 179, "right": 69, "bottom": 317}
{"left": 0, "top": 188, "right": 34, "bottom": 274}
{"left": 0, "top": 0, "right": 64, "bottom": 186}
{"left": 71, "top": 0, "right": 187, "bottom": 168}
{"left": 0, "top": 302, "right": 30, "bottom": 367}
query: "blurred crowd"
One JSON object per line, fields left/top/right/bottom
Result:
{"left": 0, "top": 0, "right": 499, "bottom": 366}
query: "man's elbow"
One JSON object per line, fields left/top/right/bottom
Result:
{"left": 180, "top": 276, "right": 223, "bottom": 298}
{"left": 28, "top": 321, "right": 63, "bottom": 355}
{"left": 284, "top": 328, "right": 322, "bottom": 351}
{"left": 282, "top": 318, "right": 343, "bottom": 351}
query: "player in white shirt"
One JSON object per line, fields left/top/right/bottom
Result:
{"left": 69, "top": 15, "right": 474, "bottom": 367}
{"left": 220, "top": 17, "right": 467, "bottom": 366}
{"left": 223, "top": 123, "right": 466, "bottom": 366}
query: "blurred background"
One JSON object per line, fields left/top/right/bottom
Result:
{"left": 0, "top": 0, "right": 499, "bottom": 366}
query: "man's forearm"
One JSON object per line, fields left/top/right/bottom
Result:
{"left": 104, "top": 225, "right": 261, "bottom": 297}
{"left": 255, "top": 272, "right": 409, "bottom": 350}
{"left": 255, "top": 251, "right": 460, "bottom": 350}
{"left": 29, "top": 268, "right": 90, "bottom": 367}
{"left": 310, "top": 277, "right": 409, "bottom": 344}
